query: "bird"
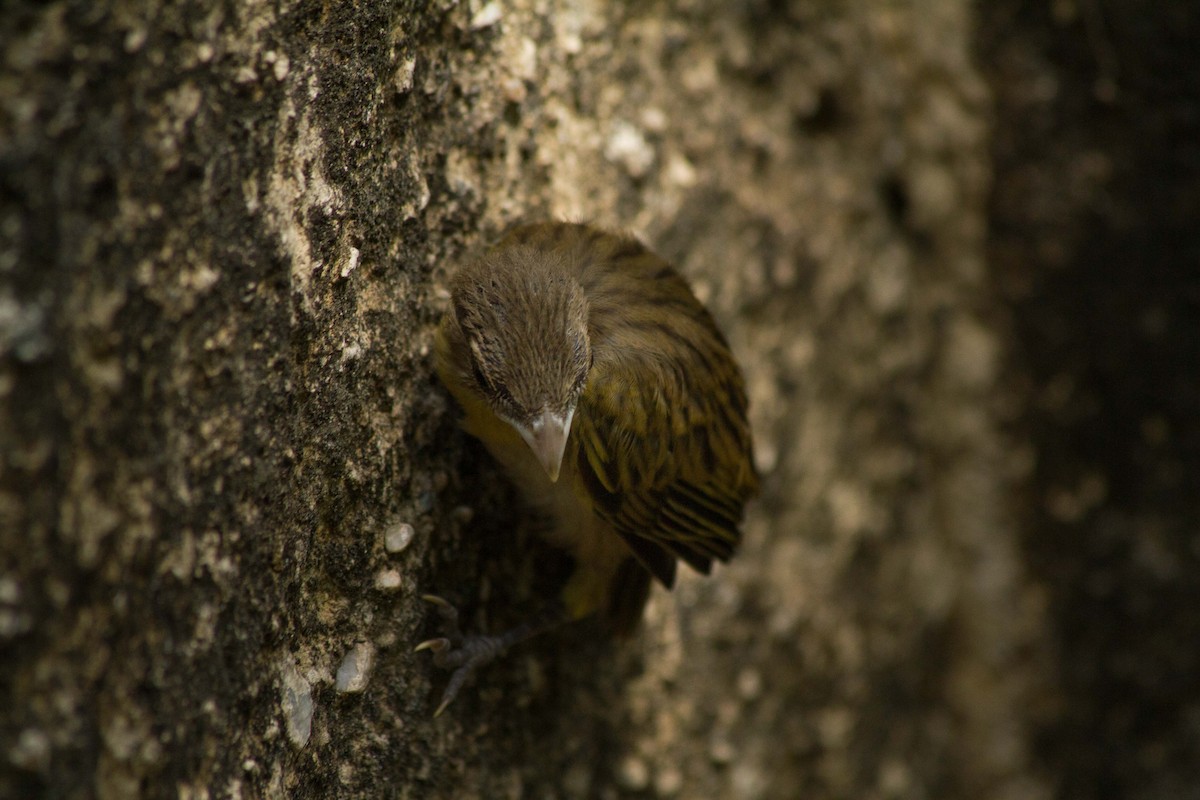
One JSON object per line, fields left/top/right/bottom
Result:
{"left": 418, "top": 221, "right": 758, "bottom": 715}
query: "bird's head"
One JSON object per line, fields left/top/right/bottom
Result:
{"left": 448, "top": 245, "right": 592, "bottom": 482}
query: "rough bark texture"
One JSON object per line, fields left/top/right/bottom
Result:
{"left": 1, "top": 1, "right": 1194, "bottom": 798}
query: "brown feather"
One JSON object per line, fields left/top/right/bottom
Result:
{"left": 437, "top": 221, "right": 758, "bottom": 630}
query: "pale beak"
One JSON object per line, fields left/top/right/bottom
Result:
{"left": 515, "top": 407, "right": 574, "bottom": 483}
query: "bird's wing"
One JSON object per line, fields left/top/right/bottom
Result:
{"left": 573, "top": 358, "right": 757, "bottom": 588}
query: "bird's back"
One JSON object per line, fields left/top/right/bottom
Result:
{"left": 438, "top": 222, "right": 758, "bottom": 634}
{"left": 500, "top": 224, "right": 758, "bottom": 619}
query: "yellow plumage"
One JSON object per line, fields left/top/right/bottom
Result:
{"left": 423, "top": 221, "right": 757, "bottom": 712}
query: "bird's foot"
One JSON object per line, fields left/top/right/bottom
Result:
{"left": 414, "top": 594, "right": 510, "bottom": 717}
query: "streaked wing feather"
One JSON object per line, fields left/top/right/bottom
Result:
{"left": 575, "top": 358, "right": 756, "bottom": 588}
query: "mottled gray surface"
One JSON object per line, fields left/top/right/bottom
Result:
{"left": 2, "top": 1, "right": 1194, "bottom": 799}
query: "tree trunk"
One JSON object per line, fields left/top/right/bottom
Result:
{"left": 2, "top": 1, "right": 1194, "bottom": 798}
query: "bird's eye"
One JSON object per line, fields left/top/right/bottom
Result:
{"left": 569, "top": 331, "right": 589, "bottom": 363}
{"left": 493, "top": 380, "right": 515, "bottom": 406}
{"left": 471, "top": 358, "right": 518, "bottom": 409}
{"left": 470, "top": 360, "right": 489, "bottom": 391}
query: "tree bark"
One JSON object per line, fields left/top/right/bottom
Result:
{"left": 2, "top": 1, "right": 1194, "bottom": 798}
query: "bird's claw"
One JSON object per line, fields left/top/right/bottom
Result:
{"left": 420, "top": 594, "right": 461, "bottom": 626}
{"left": 413, "top": 637, "right": 451, "bottom": 654}
{"left": 416, "top": 594, "right": 508, "bottom": 716}
{"left": 420, "top": 593, "right": 455, "bottom": 612}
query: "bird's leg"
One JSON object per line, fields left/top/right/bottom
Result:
{"left": 415, "top": 594, "right": 569, "bottom": 716}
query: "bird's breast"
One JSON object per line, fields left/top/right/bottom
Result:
{"left": 459, "top": 403, "right": 631, "bottom": 577}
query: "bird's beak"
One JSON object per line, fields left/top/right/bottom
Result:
{"left": 515, "top": 407, "right": 574, "bottom": 483}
